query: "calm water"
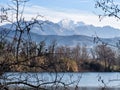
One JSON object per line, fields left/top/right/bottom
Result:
{"left": 2, "top": 72, "right": 120, "bottom": 88}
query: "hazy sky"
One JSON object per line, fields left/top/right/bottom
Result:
{"left": 1, "top": 0, "right": 120, "bottom": 29}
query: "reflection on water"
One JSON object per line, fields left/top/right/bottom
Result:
{"left": 2, "top": 72, "right": 120, "bottom": 89}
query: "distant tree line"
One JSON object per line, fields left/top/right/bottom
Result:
{"left": 0, "top": 38, "right": 119, "bottom": 73}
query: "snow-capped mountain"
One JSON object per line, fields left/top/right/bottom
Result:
{"left": 58, "top": 19, "right": 75, "bottom": 29}
{"left": 30, "top": 20, "right": 120, "bottom": 38}
{"left": 1, "top": 20, "right": 120, "bottom": 47}
{"left": 1, "top": 20, "right": 120, "bottom": 38}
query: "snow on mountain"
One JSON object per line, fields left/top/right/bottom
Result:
{"left": 30, "top": 20, "right": 120, "bottom": 38}
{"left": 1, "top": 20, "right": 120, "bottom": 38}
{"left": 1, "top": 20, "right": 120, "bottom": 47}
{"left": 58, "top": 19, "right": 75, "bottom": 29}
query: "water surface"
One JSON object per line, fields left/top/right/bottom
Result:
{"left": 2, "top": 72, "right": 120, "bottom": 89}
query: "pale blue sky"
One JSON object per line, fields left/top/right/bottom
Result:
{"left": 1, "top": 0, "right": 120, "bottom": 29}
{"left": 0, "top": 0, "right": 98, "bottom": 15}
{"left": 29, "top": 0, "right": 95, "bottom": 13}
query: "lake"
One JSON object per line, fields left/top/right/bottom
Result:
{"left": 2, "top": 72, "right": 120, "bottom": 90}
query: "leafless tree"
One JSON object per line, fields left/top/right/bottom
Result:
{"left": 95, "top": 0, "right": 120, "bottom": 20}
{"left": 95, "top": 44, "right": 115, "bottom": 71}
{"left": 0, "top": 0, "right": 82, "bottom": 90}
{"left": 95, "top": 0, "right": 120, "bottom": 69}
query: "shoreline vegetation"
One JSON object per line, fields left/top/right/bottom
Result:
{"left": 1, "top": 38, "right": 120, "bottom": 90}
{"left": 0, "top": 39, "right": 120, "bottom": 73}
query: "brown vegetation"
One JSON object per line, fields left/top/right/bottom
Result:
{"left": 0, "top": 39, "right": 119, "bottom": 72}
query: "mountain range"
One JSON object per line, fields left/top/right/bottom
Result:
{"left": 0, "top": 20, "right": 120, "bottom": 47}
{"left": 28, "top": 19, "right": 120, "bottom": 38}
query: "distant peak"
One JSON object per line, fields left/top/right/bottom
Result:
{"left": 59, "top": 19, "right": 75, "bottom": 25}
{"left": 58, "top": 19, "right": 75, "bottom": 29}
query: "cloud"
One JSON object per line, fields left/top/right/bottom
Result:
{"left": 22, "top": 5, "right": 120, "bottom": 29}
{"left": 1, "top": 3, "right": 120, "bottom": 29}
{"left": 24, "top": 5, "right": 93, "bottom": 21}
